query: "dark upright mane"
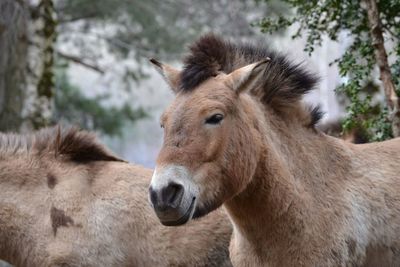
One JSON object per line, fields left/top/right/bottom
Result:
{"left": 0, "top": 126, "right": 122, "bottom": 163}
{"left": 180, "top": 34, "right": 322, "bottom": 126}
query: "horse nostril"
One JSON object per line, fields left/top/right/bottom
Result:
{"left": 150, "top": 183, "right": 185, "bottom": 213}
{"left": 162, "top": 182, "right": 184, "bottom": 208}
{"left": 149, "top": 186, "right": 158, "bottom": 207}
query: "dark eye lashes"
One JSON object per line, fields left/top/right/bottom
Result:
{"left": 205, "top": 114, "right": 224, "bottom": 125}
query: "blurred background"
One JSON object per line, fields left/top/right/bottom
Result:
{"left": 0, "top": 0, "right": 399, "bottom": 266}
{"left": 1, "top": 0, "right": 399, "bottom": 169}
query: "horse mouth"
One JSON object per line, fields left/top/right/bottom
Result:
{"left": 160, "top": 197, "right": 196, "bottom": 226}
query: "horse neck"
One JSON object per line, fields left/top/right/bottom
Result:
{"left": 225, "top": 114, "right": 353, "bottom": 251}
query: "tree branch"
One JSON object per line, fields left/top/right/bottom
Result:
{"left": 57, "top": 13, "right": 98, "bottom": 24}
{"left": 363, "top": 0, "right": 400, "bottom": 137}
{"left": 382, "top": 25, "right": 400, "bottom": 40}
{"left": 56, "top": 50, "right": 105, "bottom": 74}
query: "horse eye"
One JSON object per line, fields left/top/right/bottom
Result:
{"left": 205, "top": 114, "right": 224, "bottom": 125}
{"left": 160, "top": 123, "right": 164, "bottom": 129}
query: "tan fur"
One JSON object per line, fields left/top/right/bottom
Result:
{"left": 150, "top": 58, "right": 181, "bottom": 92}
{"left": 0, "top": 128, "right": 232, "bottom": 267}
{"left": 154, "top": 70, "right": 400, "bottom": 266}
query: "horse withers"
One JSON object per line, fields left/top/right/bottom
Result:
{"left": 149, "top": 34, "right": 400, "bottom": 266}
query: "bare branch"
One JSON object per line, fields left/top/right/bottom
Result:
{"left": 56, "top": 50, "right": 105, "bottom": 74}
{"left": 382, "top": 25, "right": 400, "bottom": 40}
{"left": 57, "top": 13, "right": 98, "bottom": 24}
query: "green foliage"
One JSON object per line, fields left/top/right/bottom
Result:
{"left": 54, "top": 67, "right": 146, "bottom": 136}
{"left": 256, "top": 0, "right": 400, "bottom": 141}
{"left": 392, "top": 43, "right": 400, "bottom": 96}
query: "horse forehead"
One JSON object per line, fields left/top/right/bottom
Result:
{"left": 184, "top": 81, "right": 235, "bottom": 105}
{"left": 168, "top": 94, "right": 193, "bottom": 117}
{"left": 166, "top": 80, "right": 235, "bottom": 123}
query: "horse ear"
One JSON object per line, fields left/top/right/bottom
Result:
{"left": 149, "top": 58, "right": 181, "bottom": 93}
{"left": 225, "top": 58, "right": 270, "bottom": 94}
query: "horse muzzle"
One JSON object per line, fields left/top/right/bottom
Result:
{"left": 149, "top": 165, "right": 198, "bottom": 226}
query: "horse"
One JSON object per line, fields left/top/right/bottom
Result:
{"left": 0, "top": 126, "right": 232, "bottom": 267}
{"left": 148, "top": 34, "right": 400, "bottom": 266}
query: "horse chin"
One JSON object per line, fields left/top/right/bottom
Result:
{"left": 160, "top": 197, "right": 196, "bottom": 226}
{"left": 192, "top": 200, "right": 220, "bottom": 220}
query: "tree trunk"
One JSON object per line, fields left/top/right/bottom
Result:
{"left": 30, "top": 0, "right": 57, "bottom": 129}
{"left": 363, "top": 0, "right": 400, "bottom": 137}
{"left": 0, "top": 0, "right": 28, "bottom": 132}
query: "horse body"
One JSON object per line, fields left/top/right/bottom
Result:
{"left": 0, "top": 127, "right": 232, "bottom": 267}
{"left": 149, "top": 34, "right": 400, "bottom": 266}
{"left": 226, "top": 123, "right": 400, "bottom": 266}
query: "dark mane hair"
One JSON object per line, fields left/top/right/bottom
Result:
{"left": 0, "top": 126, "right": 123, "bottom": 163}
{"left": 180, "top": 34, "right": 322, "bottom": 126}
